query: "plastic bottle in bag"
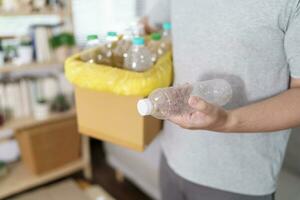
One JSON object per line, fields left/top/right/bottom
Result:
{"left": 160, "top": 22, "right": 172, "bottom": 52}
{"left": 80, "top": 35, "right": 101, "bottom": 63}
{"left": 97, "top": 31, "right": 118, "bottom": 65}
{"left": 113, "top": 31, "right": 133, "bottom": 68}
{"left": 147, "top": 33, "right": 165, "bottom": 63}
{"left": 124, "top": 37, "right": 153, "bottom": 72}
{"left": 137, "top": 79, "right": 232, "bottom": 119}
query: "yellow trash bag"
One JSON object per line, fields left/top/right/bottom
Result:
{"left": 64, "top": 51, "right": 173, "bottom": 97}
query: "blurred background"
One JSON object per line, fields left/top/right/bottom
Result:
{"left": 0, "top": 0, "right": 299, "bottom": 200}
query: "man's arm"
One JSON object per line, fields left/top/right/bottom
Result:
{"left": 169, "top": 78, "right": 300, "bottom": 133}
{"left": 140, "top": 0, "right": 170, "bottom": 33}
{"left": 169, "top": 1, "right": 300, "bottom": 133}
{"left": 140, "top": 17, "right": 158, "bottom": 34}
{"left": 226, "top": 78, "right": 300, "bottom": 132}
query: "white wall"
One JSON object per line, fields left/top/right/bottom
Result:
{"left": 0, "top": 0, "right": 159, "bottom": 42}
{"left": 71, "top": 0, "right": 161, "bottom": 45}
{"left": 72, "top": 0, "right": 139, "bottom": 44}
{"left": 144, "top": 0, "right": 159, "bottom": 14}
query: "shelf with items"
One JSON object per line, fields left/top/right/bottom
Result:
{"left": 0, "top": 69, "right": 75, "bottom": 139}
{"left": 0, "top": 159, "right": 86, "bottom": 199}
{"left": 0, "top": 109, "right": 76, "bottom": 132}
{"left": 0, "top": 61, "right": 64, "bottom": 74}
{"left": 0, "top": 1, "right": 91, "bottom": 199}
{"left": 0, "top": 0, "right": 75, "bottom": 72}
{"left": 0, "top": 110, "right": 92, "bottom": 199}
{"left": 0, "top": 9, "right": 63, "bottom": 17}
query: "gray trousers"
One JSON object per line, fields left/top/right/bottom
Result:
{"left": 160, "top": 155, "right": 275, "bottom": 200}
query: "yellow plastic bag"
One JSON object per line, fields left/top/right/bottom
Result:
{"left": 65, "top": 51, "right": 173, "bottom": 97}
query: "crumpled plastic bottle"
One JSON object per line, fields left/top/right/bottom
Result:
{"left": 137, "top": 79, "right": 232, "bottom": 119}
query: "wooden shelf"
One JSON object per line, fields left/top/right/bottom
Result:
{"left": 0, "top": 61, "right": 64, "bottom": 74}
{"left": 0, "top": 2, "right": 91, "bottom": 199}
{"left": 0, "top": 109, "right": 76, "bottom": 132}
{"left": 0, "top": 159, "right": 86, "bottom": 199}
{"left": 0, "top": 9, "right": 63, "bottom": 17}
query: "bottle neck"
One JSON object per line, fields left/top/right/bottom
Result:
{"left": 132, "top": 44, "right": 145, "bottom": 50}
{"left": 150, "top": 40, "right": 160, "bottom": 44}
{"left": 87, "top": 40, "right": 99, "bottom": 46}
{"left": 105, "top": 37, "right": 117, "bottom": 49}
{"left": 123, "top": 34, "right": 133, "bottom": 41}
{"left": 163, "top": 30, "right": 171, "bottom": 37}
{"left": 106, "top": 36, "right": 118, "bottom": 42}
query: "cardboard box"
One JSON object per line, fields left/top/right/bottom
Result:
{"left": 75, "top": 87, "right": 162, "bottom": 151}
{"left": 16, "top": 117, "right": 81, "bottom": 175}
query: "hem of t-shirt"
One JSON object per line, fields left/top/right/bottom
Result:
{"left": 290, "top": 74, "right": 300, "bottom": 79}
{"left": 289, "top": 57, "right": 300, "bottom": 79}
{"left": 162, "top": 148, "right": 277, "bottom": 196}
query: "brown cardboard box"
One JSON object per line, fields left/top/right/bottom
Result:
{"left": 16, "top": 117, "right": 81, "bottom": 175}
{"left": 75, "top": 87, "right": 162, "bottom": 151}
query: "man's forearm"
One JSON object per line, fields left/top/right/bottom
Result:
{"left": 226, "top": 87, "right": 300, "bottom": 132}
{"left": 169, "top": 79, "right": 300, "bottom": 133}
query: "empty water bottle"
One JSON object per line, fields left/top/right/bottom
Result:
{"left": 113, "top": 31, "right": 133, "bottom": 68}
{"left": 137, "top": 79, "right": 232, "bottom": 119}
{"left": 97, "top": 31, "right": 118, "bottom": 65}
{"left": 124, "top": 37, "right": 153, "bottom": 72}
{"left": 147, "top": 33, "right": 165, "bottom": 63}
{"left": 80, "top": 35, "right": 101, "bottom": 64}
{"left": 160, "top": 22, "right": 172, "bottom": 52}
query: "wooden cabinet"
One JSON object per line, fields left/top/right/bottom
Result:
{"left": 16, "top": 117, "right": 81, "bottom": 175}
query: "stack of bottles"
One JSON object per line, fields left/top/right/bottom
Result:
{"left": 80, "top": 22, "right": 172, "bottom": 72}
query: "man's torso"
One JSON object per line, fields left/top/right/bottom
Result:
{"left": 162, "top": 0, "right": 293, "bottom": 195}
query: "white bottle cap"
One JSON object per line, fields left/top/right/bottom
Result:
{"left": 137, "top": 99, "right": 153, "bottom": 116}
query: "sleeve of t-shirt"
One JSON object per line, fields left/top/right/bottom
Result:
{"left": 284, "top": 1, "right": 300, "bottom": 79}
{"left": 147, "top": 0, "right": 171, "bottom": 29}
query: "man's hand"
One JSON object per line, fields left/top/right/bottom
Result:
{"left": 169, "top": 96, "right": 231, "bottom": 132}
{"left": 139, "top": 17, "right": 158, "bottom": 34}
{"left": 169, "top": 78, "right": 300, "bottom": 133}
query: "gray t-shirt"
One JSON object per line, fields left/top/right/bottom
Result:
{"left": 148, "top": 0, "right": 300, "bottom": 196}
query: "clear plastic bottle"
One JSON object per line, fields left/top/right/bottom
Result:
{"left": 97, "top": 31, "right": 118, "bottom": 65}
{"left": 80, "top": 35, "right": 101, "bottom": 64}
{"left": 160, "top": 22, "right": 172, "bottom": 52}
{"left": 137, "top": 79, "right": 232, "bottom": 119}
{"left": 113, "top": 31, "right": 133, "bottom": 68}
{"left": 147, "top": 33, "right": 165, "bottom": 63}
{"left": 124, "top": 37, "right": 153, "bottom": 72}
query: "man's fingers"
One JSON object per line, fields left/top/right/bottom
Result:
{"left": 169, "top": 115, "right": 183, "bottom": 124}
{"left": 188, "top": 96, "right": 213, "bottom": 114}
{"left": 169, "top": 112, "right": 207, "bottom": 129}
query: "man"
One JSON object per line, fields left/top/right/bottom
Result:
{"left": 144, "top": 0, "right": 300, "bottom": 199}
